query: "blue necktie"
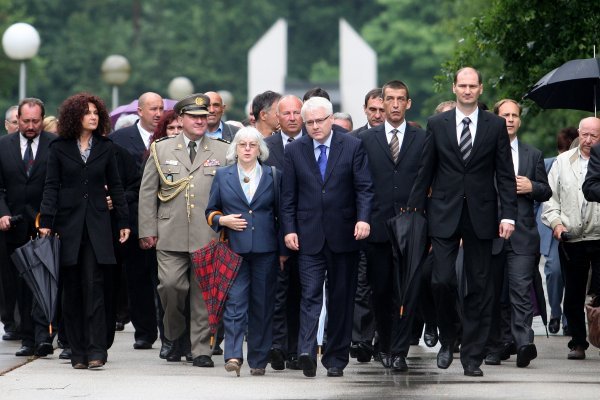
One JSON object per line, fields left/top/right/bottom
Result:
{"left": 317, "top": 144, "right": 327, "bottom": 180}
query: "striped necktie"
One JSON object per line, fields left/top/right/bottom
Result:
{"left": 389, "top": 129, "right": 400, "bottom": 163}
{"left": 459, "top": 117, "right": 472, "bottom": 163}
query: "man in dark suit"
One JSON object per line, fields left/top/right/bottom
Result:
{"left": 264, "top": 95, "right": 303, "bottom": 371}
{"left": 281, "top": 96, "right": 373, "bottom": 378}
{"left": 408, "top": 67, "right": 517, "bottom": 377}
{"left": 357, "top": 80, "right": 426, "bottom": 371}
{"left": 485, "top": 99, "right": 551, "bottom": 368}
{"left": 252, "top": 91, "right": 282, "bottom": 138}
{"left": 110, "top": 92, "right": 164, "bottom": 351}
{"left": 205, "top": 91, "right": 240, "bottom": 142}
{"left": 0, "top": 98, "right": 55, "bottom": 357}
{"left": 350, "top": 88, "right": 385, "bottom": 136}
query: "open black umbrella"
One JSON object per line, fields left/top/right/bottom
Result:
{"left": 11, "top": 235, "right": 60, "bottom": 335}
{"left": 386, "top": 209, "right": 429, "bottom": 318}
{"left": 523, "top": 57, "right": 600, "bottom": 114}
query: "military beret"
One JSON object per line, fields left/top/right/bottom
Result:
{"left": 174, "top": 93, "right": 210, "bottom": 116}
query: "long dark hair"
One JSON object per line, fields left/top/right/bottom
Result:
{"left": 57, "top": 93, "right": 110, "bottom": 139}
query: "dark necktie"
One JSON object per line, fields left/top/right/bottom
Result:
{"left": 188, "top": 141, "right": 197, "bottom": 163}
{"left": 23, "top": 139, "right": 34, "bottom": 177}
{"left": 287, "top": 137, "right": 294, "bottom": 143}
{"left": 390, "top": 129, "right": 400, "bottom": 163}
{"left": 459, "top": 117, "right": 472, "bottom": 163}
{"left": 317, "top": 144, "right": 327, "bottom": 180}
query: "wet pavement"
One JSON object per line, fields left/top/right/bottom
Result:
{"left": 1, "top": 322, "right": 598, "bottom": 400}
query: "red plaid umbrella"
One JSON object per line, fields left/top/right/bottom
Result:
{"left": 192, "top": 234, "right": 242, "bottom": 348}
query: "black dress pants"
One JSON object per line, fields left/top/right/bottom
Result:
{"left": 62, "top": 230, "right": 109, "bottom": 365}
{"left": 0, "top": 231, "right": 19, "bottom": 334}
{"left": 272, "top": 253, "right": 301, "bottom": 358}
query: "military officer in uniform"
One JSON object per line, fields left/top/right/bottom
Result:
{"left": 138, "top": 93, "right": 229, "bottom": 367}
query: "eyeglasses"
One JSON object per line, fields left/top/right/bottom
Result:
{"left": 305, "top": 114, "right": 331, "bottom": 127}
{"left": 5, "top": 120, "right": 18, "bottom": 126}
{"left": 237, "top": 142, "right": 258, "bottom": 149}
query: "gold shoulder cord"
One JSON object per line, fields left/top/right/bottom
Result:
{"left": 150, "top": 140, "right": 192, "bottom": 220}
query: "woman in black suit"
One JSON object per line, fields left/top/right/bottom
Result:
{"left": 39, "top": 93, "right": 130, "bottom": 369}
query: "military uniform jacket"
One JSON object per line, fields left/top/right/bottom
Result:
{"left": 138, "top": 133, "right": 229, "bottom": 252}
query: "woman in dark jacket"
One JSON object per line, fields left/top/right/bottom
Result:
{"left": 206, "top": 126, "right": 283, "bottom": 377}
{"left": 39, "top": 93, "right": 130, "bottom": 369}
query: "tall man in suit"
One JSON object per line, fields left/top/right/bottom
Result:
{"left": 358, "top": 80, "right": 426, "bottom": 371}
{"left": 264, "top": 95, "right": 304, "bottom": 370}
{"left": 0, "top": 98, "right": 55, "bottom": 356}
{"left": 110, "top": 92, "right": 164, "bottom": 351}
{"left": 139, "top": 93, "right": 229, "bottom": 367}
{"left": 485, "top": 99, "right": 551, "bottom": 368}
{"left": 281, "top": 96, "right": 373, "bottom": 378}
{"left": 408, "top": 67, "right": 517, "bottom": 377}
{"left": 205, "top": 91, "right": 240, "bottom": 142}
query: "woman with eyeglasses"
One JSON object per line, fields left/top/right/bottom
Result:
{"left": 205, "top": 126, "right": 284, "bottom": 377}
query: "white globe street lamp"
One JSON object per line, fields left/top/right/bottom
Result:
{"left": 2, "top": 23, "right": 41, "bottom": 100}
{"left": 101, "top": 55, "right": 131, "bottom": 110}
{"left": 168, "top": 77, "right": 194, "bottom": 100}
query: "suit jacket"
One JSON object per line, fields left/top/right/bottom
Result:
{"left": 280, "top": 131, "right": 373, "bottom": 255}
{"left": 110, "top": 123, "right": 147, "bottom": 171}
{"left": 112, "top": 143, "right": 141, "bottom": 237}
{"left": 220, "top": 122, "right": 240, "bottom": 143}
{"left": 39, "top": 136, "right": 129, "bottom": 266}
{"left": 492, "top": 141, "right": 551, "bottom": 255}
{"left": 264, "top": 131, "right": 304, "bottom": 170}
{"left": 358, "top": 123, "right": 426, "bottom": 243}
{"left": 206, "top": 164, "right": 278, "bottom": 254}
{"left": 0, "top": 131, "right": 55, "bottom": 244}
{"left": 583, "top": 143, "right": 600, "bottom": 202}
{"left": 138, "top": 134, "right": 229, "bottom": 252}
{"left": 349, "top": 124, "right": 369, "bottom": 138}
{"left": 408, "top": 109, "right": 517, "bottom": 239}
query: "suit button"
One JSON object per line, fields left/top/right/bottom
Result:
{"left": 190, "top": 194, "right": 195, "bottom": 198}
{"left": 252, "top": 227, "right": 255, "bottom": 230}
{"left": 190, "top": 184, "right": 195, "bottom": 188}
{"left": 322, "top": 190, "right": 325, "bottom": 193}
{"left": 83, "top": 193, "right": 88, "bottom": 199}
{"left": 249, "top": 210, "right": 253, "bottom": 214}
{"left": 83, "top": 180, "right": 88, "bottom": 185}
{"left": 190, "top": 204, "right": 195, "bottom": 208}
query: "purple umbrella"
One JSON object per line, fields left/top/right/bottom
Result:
{"left": 109, "top": 99, "right": 178, "bottom": 128}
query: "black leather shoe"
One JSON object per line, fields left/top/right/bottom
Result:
{"left": 185, "top": 352, "right": 193, "bottom": 362}
{"left": 354, "top": 342, "right": 372, "bottom": 362}
{"left": 133, "top": 340, "right": 152, "bottom": 350}
{"left": 2, "top": 331, "right": 20, "bottom": 341}
{"left": 35, "top": 342, "right": 54, "bottom": 357}
{"left": 391, "top": 355, "right": 408, "bottom": 372}
{"left": 269, "top": 348, "right": 286, "bottom": 370}
{"left": 286, "top": 355, "right": 300, "bottom": 370}
{"left": 548, "top": 318, "right": 560, "bottom": 334}
{"left": 192, "top": 355, "right": 214, "bottom": 367}
{"left": 15, "top": 345, "right": 34, "bottom": 356}
{"left": 437, "top": 344, "right": 453, "bottom": 369}
{"left": 160, "top": 339, "right": 173, "bottom": 359}
{"left": 298, "top": 353, "right": 317, "bottom": 377}
{"left": 484, "top": 353, "right": 501, "bottom": 366}
{"left": 212, "top": 343, "right": 224, "bottom": 355}
{"left": 500, "top": 341, "right": 516, "bottom": 361}
{"left": 516, "top": 343, "right": 537, "bottom": 368}
{"left": 165, "top": 338, "right": 182, "bottom": 362}
{"left": 378, "top": 352, "right": 392, "bottom": 369}
{"left": 464, "top": 365, "right": 484, "bottom": 377}
{"left": 327, "top": 367, "right": 344, "bottom": 377}
{"left": 423, "top": 325, "right": 439, "bottom": 348}
{"left": 59, "top": 348, "right": 72, "bottom": 360}
{"left": 563, "top": 325, "right": 571, "bottom": 336}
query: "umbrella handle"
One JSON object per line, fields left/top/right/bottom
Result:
{"left": 207, "top": 211, "right": 227, "bottom": 242}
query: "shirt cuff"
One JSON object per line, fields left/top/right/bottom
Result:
{"left": 500, "top": 219, "right": 515, "bottom": 225}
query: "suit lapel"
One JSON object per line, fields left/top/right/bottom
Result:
{"left": 8, "top": 134, "right": 26, "bottom": 177}
{"left": 251, "top": 164, "right": 271, "bottom": 206}
{"left": 301, "top": 138, "right": 323, "bottom": 183}
{"left": 517, "top": 142, "right": 529, "bottom": 176}
{"left": 172, "top": 134, "right": 193, "bottom": 170}
{"left": 374, "top": 126, "right": 394, "bottom": 164}
{"left": 60, "top": 139, "right": 86, "bottom": 166}
{"left": 397, "top": 126, "right": 416, "bottom": 164}
{"left": 444, "top": 110, "right": 464, "bottom": 164}
{"left": 226, "top": 165, "right": 249, "bottom": 205}
{"left": 130, "top": 125, "right": 147, "bottom": 156}
{"left": 468, "top": 109, "right": 489, "bottom": 165}
{"left": 28, "top": 132, "right": 50, "bottom": 178}
{"left": 86, "top": 136, "right": 109, "bottom": 165}
{"left": 271, "top": 134, "right": 285, "bottom": 167}
{"left": 324, "top": 132, "right": 343, "bottom": 183}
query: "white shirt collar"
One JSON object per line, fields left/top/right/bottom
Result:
{"left": 384, "top": 120, "right": 406, "bottom": 136}
{"left": 137, "top": 121, "right": 152, "bottom": 149}
{"left": 313, "top": 131, "right": 333, "bottom": 150}
{"left": 19, "top": 133, "right": 40, "bottom": 157}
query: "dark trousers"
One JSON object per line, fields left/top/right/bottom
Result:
{"left": 271, "top": 252, "right": 301, "bottom": 359}
{"left": 62, "top": 231, "right": 109, "bottom": 365}
{"left": 0, "top": 232, "right": 19, "bottom": 333}
{"left": 559, "top": 240, "right": 600, "bottom": 349}
{"left": 6, "top": 242, "right": 51, "bottom": 347}
{"left": 419, "top": 253, "right": 437, "bottom": 328}
{"left": 297, "top": 243, "right": 358, "bottom": 369}
{"left": 351, "top": 251, "right": 375, "bottom": 345}
{"left": 223, "top": 252, "right": 277, "bottom": 368}
{"left": 431, "top": 202, "right": 494, "bottom": 368}
{"left": 124, "top": 243, "right": 159, "bottom": 344}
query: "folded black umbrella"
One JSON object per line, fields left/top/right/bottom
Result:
{"left": 530, "top": 266, "right": 549, "bottom": 337}
{"left": 11, "top": 235, "right": 60, "bottom": 335}
{"left": 386, "top": 210, "right": 429, "bottom": 318}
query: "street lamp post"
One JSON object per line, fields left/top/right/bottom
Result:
{"left": 101, "top": 55, "right": 131, "bottom": 110}
{"left": 2, "top": 23, "right": 41, "bottom": 100}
